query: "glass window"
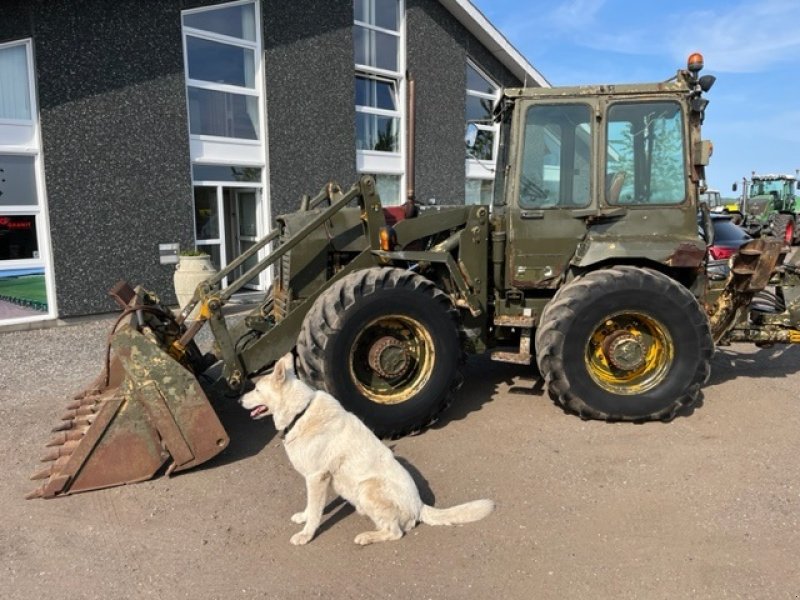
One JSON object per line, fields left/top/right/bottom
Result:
{"left": 186, "top": 36, "right": 255, "bottom": 88}
{"left": 188, "top": 87, "right": 259, "bottom": 139}
{"left": 0, "top": 155, "right": 37, "bottom": 206}
{"left": 606, "top": 102, "right": 686, "bottom": 205}
{"left": 355, "top": 76, "right": 397, "bottom": 111}
{"left": 466, "top": 95, "right": 493, "bottom": 124}
{"left": 355, "top": 0, "right": 399, "bottom": 30}
{"left": 356, "top": 113, "right": 399, "bottom": 152}
{"left": 0, "top": 215, "right": 38, "bottom": 260}
{"left": 194, "top": 187, "right": 219, "bottom": 240}
{"left": 0, "top": 267, "right": 47, "bottom": 315}
{"left": 465, "top": 179, "right": 493, "bottom": 205}
{"left": 520, "top": 104, "right": 592, "bottom": 209}
{"left": 466, "top": 63, "right": 495, "bottom": 95}
{"left": 192, "top": 164, "right": 261, "bottom": 182}
{"left": 354, "top": 1, "right": 403, "bottom": 199}
{"left": 0, "top": 44, "right": 31, "bottom": 120}
{"left": 374, "top": 174, "right": 402, "bottom": 206}
{"left": 465, "top": 62, "right": 499, "bottom": 166}
{"left": 354, "top": 26, "right": 399, "bottom": 72}
{"left": 183, "top": 3, "right": 256, "bottom": 41}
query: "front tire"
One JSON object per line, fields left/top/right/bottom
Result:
{"left": 296, "top": 267, "right": 463, "bottom": 438}
{"left": 535, "top": 267, "right": 713, "bottom": 421}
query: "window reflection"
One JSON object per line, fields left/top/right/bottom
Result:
{"left": 188, "top": 88, "right": 259, "bottom": 139}
{"left": 183, "top": 3, "right": 256, "bottom": 41}
{"left": 186, "top": 36, "right": 255, "bottom": 88}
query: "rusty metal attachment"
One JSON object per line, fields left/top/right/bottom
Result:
{"left": 27, "top": 282, "right": 228, "bottom": 499}
{"left": 709, "top": 238, "right": 784, "bottom": 343}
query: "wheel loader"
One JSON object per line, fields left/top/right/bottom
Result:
{"left": 28, "top": 53, "right": 800, "bottom": 499}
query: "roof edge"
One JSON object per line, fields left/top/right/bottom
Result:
{"left": 438, "top": 0, "right": 550, "bottom": 88}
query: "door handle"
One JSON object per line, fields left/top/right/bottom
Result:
{"left": 520, "top": 210, "right": 544, "bottom": 219}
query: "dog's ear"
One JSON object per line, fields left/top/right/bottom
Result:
{"left": 273, "top": 358, "right": 286, "bottom": 385}
{"left": 281, "top": 353, "right": 296, "bottom": 379}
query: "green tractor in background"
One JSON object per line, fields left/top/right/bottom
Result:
{"left": 735, "top": 172, "right": 800, "bottom": 244}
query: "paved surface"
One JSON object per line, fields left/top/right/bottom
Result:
{"left": 0, "top": 298, "right": 41, "bottom": 319}
{"left": 2, "top": 316, "right": 800, "bottom": 599}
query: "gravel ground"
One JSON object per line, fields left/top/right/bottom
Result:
{"left": 1, "top": 315, "right": 800, "bottom": 599}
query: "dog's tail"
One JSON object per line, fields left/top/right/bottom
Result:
{"left": 420, "top": 499, "right": 494, "bottom": 526}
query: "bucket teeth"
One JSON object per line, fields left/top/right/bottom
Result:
{"left": 72, "top": 388, "right": 101, "bottom": 401}
{"left": 66, "top": 397, "right": 99, "bottom": 410}
{"left": 60, "top": 407, "right": 95, "bottom": 420}
{"left": 40, "top": 441, "right": 79, "bottom": 462}
{"left": 25, "top": 487, "right": 45, "bottom": 500}
{"left": 46, "top": 430, "right": 85, "bottom": 447}
{"left": 30, "top": 466, "right": 53, "bottom": 481}
{"left": 52, "top": 420, "right": 74, "bottom": 432}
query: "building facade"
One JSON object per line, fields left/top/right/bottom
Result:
{"left": 0, "top": 0, "right": 546, "bottom": 326}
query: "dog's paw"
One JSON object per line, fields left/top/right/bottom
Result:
{"left": 291, "top": 512, "right": 307, "bottom": 524}
{"left": 353, "top": 532, "right": 375, "bottom": 546}
{"left": 290, "top": 531, "right": 313, "bottom": 546}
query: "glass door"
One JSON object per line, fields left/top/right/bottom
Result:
{"left": 231, "top": 188, "right": 261, "bottom": 290}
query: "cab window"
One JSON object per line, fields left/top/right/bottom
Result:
{"left": 606, "top": 101, "right": 686, "bottom": 205}
{"left": 519, "top": 104, "right": 591, "bottom": 209}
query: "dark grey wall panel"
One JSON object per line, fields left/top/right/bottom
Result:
{"left": 33, "top": 1, "right": 192, "bottom": 316}
{"left": 407, "top": 0, "right": 522, "bottom": 205}
{"left": 262, "top": 0, "right": 357, "bottom": 217}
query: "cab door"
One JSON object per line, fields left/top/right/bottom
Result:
{"left": 507, "top": 101, "right": 595, "bottom": 288}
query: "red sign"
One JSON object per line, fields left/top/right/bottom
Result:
{"left": 0, "top": 216, "right": 33, "bottom": 230}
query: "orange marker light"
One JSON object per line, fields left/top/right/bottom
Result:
{"left": 379, "top": 226, "right": 397, "bottom": 251}
{"left": 687, "top": 52, "right": 704, "bottom": 73}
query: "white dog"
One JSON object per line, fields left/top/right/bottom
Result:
{"left": 240, "top": 353, "right": 494, "bottom": 546}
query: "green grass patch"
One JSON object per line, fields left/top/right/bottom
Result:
{"left": 0, "top": 274, "right": 48, "bottom": 304}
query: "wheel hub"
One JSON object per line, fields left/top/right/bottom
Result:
{"left": 602, "top": 330, "right": 647, "bottom": 371}
{"left": 368, "top": 336, "right": 411, "bottom": 379}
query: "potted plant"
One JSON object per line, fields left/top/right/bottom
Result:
{"left": 173, "top": 248, "right": 217, "bottom": 318}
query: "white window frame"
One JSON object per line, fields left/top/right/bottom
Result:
{"left": 355, "top": 0, "right": 406, "bottom": 206}
{"left": 182, "top": 0, "right": 262, "bottom": 148}
{"left": 0, "top": 38, "right": 57, "bottom": 325}
{"left": 182, "top": 0, "right": 271, "bottom": 291}
{"left": 465, "top": 59, "right": 500, "bottom": 182}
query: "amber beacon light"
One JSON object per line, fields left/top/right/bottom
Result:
{"left": 687, "top": 52, "right": 704, "bottom": 73}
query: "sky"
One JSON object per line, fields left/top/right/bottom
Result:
{"left": 472, "top": 0, "right": 800, "bottom": 196}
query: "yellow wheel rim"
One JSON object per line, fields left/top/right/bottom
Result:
{"left": 585, "top": 311, "right": 674, "bottom": 395}
{"left": 349, "top": 314, "right": 435, "bottom": 405}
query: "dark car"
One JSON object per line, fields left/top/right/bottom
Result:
{"left": 701, "top": 214, "right": 752, "bottom": 280}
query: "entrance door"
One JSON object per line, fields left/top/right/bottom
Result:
{"left": 231, "top": 189, "right": 261, "bottom": 290}
{"left": 193, "top": 182, "right": 266, "bottom": 292}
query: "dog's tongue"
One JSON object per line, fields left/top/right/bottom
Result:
{"left": 250, "top": 406, "right": 267, "bottom": 419}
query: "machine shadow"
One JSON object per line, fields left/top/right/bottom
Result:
{"left": 707, "top": 345, "right": 800, "bottom": 386}
{"left": 194, "top": 376, "right": 276, "bottom": 472}
{"left": 432, "top": 354, "right": 540, "bottom": 431}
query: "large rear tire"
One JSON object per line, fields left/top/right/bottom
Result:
{"left": 535, "top": 267, "right": 713, "bottom": 421}
{"left": 296, "top": 267, "right": 463, "bottom": 438}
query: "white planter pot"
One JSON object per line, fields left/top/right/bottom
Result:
{"left": 173, "top": 255, "right": 217, "bottom": 319}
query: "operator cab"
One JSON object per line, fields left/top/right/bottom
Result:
{"left": 492, "top": 53, "right": 714, "bottom": 288}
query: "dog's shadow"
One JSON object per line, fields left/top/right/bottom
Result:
{"left": 312, "top": 456, "right": 434, "bottom": 537}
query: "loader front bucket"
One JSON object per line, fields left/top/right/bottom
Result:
{"left": 27, "top": 288, "right": 229, "bottom": 499}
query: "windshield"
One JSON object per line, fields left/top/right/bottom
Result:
{"left": 606, "top": 101, "right": 686, "bottom": 205}
{"left": 750, "top": 179, "right": 790, "bottom": 198}
{"left": 699, "top": 191, "right": 721, "bottom": 207}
